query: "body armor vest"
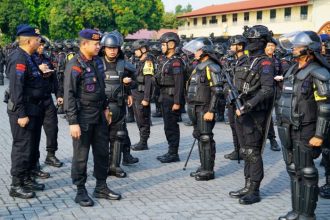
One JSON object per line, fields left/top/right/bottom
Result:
{"left": 187, "top": 60, "right": 213, "bottom": 105}
{"left": 234, "top": 56, "right": 262, "bottom": 94}
{"left": 277, "top": 63, "right": 320, "bottom": 127}
{"left": 155, "top": 55, "right": 177, "bottom": 87}
{"left": 103, "top": 58, "right": 125, "bottom": 104}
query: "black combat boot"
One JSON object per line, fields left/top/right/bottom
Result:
{"left": 239, "top": 181, "right": 261, "bottom": 205}
{"left": 278, "top": 211, "right": 299, "bottom": 220}
{"left": 190, "top": 167, "right": 201, "bottom": 177}
{"left": 45, "top": 151, "right": 63, "bottom": 167}
{"left": 229, "top": 178, "right": 251, "bottom": 198}
{"left": 319, "top": 175, "right": 330, "bottom": 199}
{"left": 108, "top": 167, "right": 127, "bottom": 178}
{"left": 195, "top": 141, "right": 215, "bottom": 181}
{"left": 23, "top": 175, "right": 45, "bottom": 191}
{"left": 224, "top": 149, "right": 241, "bottom": 160}
{"left": 131, "top": 140, "right": 149, "bottom": 151}
{"left": 93, "top": 180, "right": 121, "bottom": 200}
{"left": 195, "top": 171, "right": 215, "bottom": 181}
{"left": 75, "top": 186, "right": 94, "bottom": 207}
{"left": 31, "top": 162, "right": 50, "bottom": 179}
{"left": 270, "top": 138, "right": 281, "bottom": 151}
{"left": 122, "top": 153, "right": 139, "bottom": 166}
{"left": 9, "top": 177, "right": 36, "bottom": 199}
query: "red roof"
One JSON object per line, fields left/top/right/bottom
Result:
{"left": 178, "top": 0, "right": 309, "bottom": 18}
{"left": 125, "top": 29, "right": 177, "bottom": 40}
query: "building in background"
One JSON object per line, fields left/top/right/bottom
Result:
{"left": 177, "top": 0, "right": 330, "bottom": 38}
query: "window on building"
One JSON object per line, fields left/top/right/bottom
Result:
{"left": 210, "top": 16, "right": 218, "bottom": 24}
{"left": 284, "top": 7, "right": 291, "bottom": 20}
{"left": 244, "top": 12, "right": 249, "bottom": 22}
{"left": 222, "top": 15, "right": 227, "bottom": 23}
{"left": 257, "top": 11, "right": 262, "bottom": 20}
{"left": 301, "top": 6, "right": 308, "bottom": 20}
{"left": 187, "top": 21, "right": 190, "bottom": 27}
{"left": 193, "top": 18, "right": 197, "bottom": 26}
{"left": 202, "top": 17, "right": 207, "bottom": 25}
{"left": 233, "top": 13, "right": 238, "bottom": 23}
{"left": 270, "top": 9, "right": 276, "bottom": 20}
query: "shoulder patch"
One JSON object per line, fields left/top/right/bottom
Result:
{"left": 16, "top": 63, "right": 26, "bottom": 76}
{"left": 261, "top": 60, "right": 272, "bottom": 66}
{"left": 72, "top": 66, "right": 82, "bottom": 77}
{"left": 172, "top": 60, "right": 181, "bottom": 67}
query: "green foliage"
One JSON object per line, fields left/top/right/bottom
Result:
{"left": 162, "top": 3, "right": 193, "bottom": 29}
{"left": 0, "top": 0, "right": 164, "bottom": 40}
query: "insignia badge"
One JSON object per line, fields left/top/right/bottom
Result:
{"left": 86, "top": 67, "right": 91, "bottom": 72}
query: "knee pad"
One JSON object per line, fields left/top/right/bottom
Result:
{"left": 116, "top": 131, "right": 126, "bottom": 140}
{"left": 245, "top": 148, "right": 260, "bottom": 163}
{"left": 302, "top": 167, "right": 318, "bottom": 181}
{"left": 200, "top": 135, "right": 210, "bottom": 144}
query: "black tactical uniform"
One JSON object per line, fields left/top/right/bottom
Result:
{"left": 64, "top": 29, "right": 121, "bottom": 207}
{"left": 223, "top": 35, "right": 247, "bottom": 161}
{"left": 7, "top": 25, "right": 46, "bottom": 199}
{"left": 155, "top": 32, "right": 185, "bottom": 163}
{"left": 150, "top": 43, "right": 163, "bottom": 118}
{"left": 55, "top": 41, "right": 66, "bottom": 114}
{"left": 277, "top": 31, "right": 330, "bottom": 220}
{"left": 100, "top": 32, "right": 138, "bottom": 179}
{"left": 183, "top": 38, "right": 223, "bottom": 181}
{"left": 32, "top": 40, "right": 63, "bottom": 168}
{"left": 0, "top": 45, "right": 5, "bottom": 85}
{"left": 131, "top": 40, "right": 154, "bottom": 151}
{"left": 229, "top": 25, "right": 275, "bottom": 205}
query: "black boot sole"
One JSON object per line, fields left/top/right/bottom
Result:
{"left": 74, "top": 198, "right": 94, "bottom": 207}
{"left": 93, "top": 192, "right": 121, "bottom": 200}
{"left": 9, "top": 190, "right": 36, "bottom": 199}
{"left": 44, "top": 160, "right": 63, "bottom": 168}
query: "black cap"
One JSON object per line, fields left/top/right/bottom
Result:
{"left": 79, "top": 29, "right": 101, "bottom": 41}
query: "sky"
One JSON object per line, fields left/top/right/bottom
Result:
{"left": 162, "top": 0, "right": 239, "bottom": 12}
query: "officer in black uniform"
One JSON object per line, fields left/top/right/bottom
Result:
{"left": 7, "top": 24, "right": 46, "bottom": 199}
{"left": 277, "top": 31, "right": 330, "bottom": 220}
{"left": 0, "top": 45, "right": 5, "bottom": 85}
{"left": 55, "top": 40, "right": 67, "bottom": 114}
{"left": 229, "top": 25, "right": 275, "bottom": 205}
{"left": 32, "top": 37, "right": 63, "bottom": 168}
{"left": 131, "top": 40, "right": 154, "bottom": 151}
{"left": 264, "top": 38, "right": 281, "bottom": 151}
{"left": 155, "top": 32, "right": 185, "bottom": 163}
{"left": 64, "top": 29, "right": 121, "bottom": 207}
{"left": 183, "top": 37, "right": 223, "bottom": 181}
{"left": 100, "top": 32, "right": 138, "bottom": 178}
{"left": 151, "top": 43, "right": 163, "bottom": 118}
{"left": 223, "top": 35, "right": 247, "bottom": 161}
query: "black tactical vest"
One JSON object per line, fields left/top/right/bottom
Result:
{"left": 187, "top": 60, "right": 214, "bottom": 105}
{"left": 276, "top": 62, "right": 320, "bottom": 127}
{"left": 156, "top": 55, "right": 178, "bottom": 87}
{"left": 103, "top": 58, "right": 125, "bottom": 104}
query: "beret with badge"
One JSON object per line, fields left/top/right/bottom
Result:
{"left": 79, "top": 29, "right": 101, "bottom": 41}
{"left": 16, "top": 24, "right": 40, "bottom": 37}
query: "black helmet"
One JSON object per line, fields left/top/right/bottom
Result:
{"left": 243, "top": 25, "right": 271, "bottom": 40}
{"left": 132, "top": 40, "right": 149, "bottom": 51}
{"left": 182, "top": 37, "right": 213, "bottom": 55}
{"left": 160, "top": 32, "right": 180, "bottom": 45}
{"left": 54, "top": 40, "right": 64, "bottom": 50}
{"left": 101, "top": 31, "right": 123, "bottom": 48}
{"left": 268, "top": 37, "right": 278, "bottom": 45}
{"left": 64, "top": 39, "right": 74, "bottom": 49}
{"left": 229, "top": 35, "right": 247, "bottom": 45}
{"left": 279, "top": 31, "right": 322, "bottom": 53}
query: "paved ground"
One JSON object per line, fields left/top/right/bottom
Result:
{"left": 0, "top": 78, "right": 329, "bottom": 220}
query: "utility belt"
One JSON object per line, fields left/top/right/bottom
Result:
{"left": 24, "top": 96, "right": 49, "bottom": 105}
{"left": 160, "top": 86, "right": 175, "bottom": 96}
{"left": 79, "top": 99, "right": 103, "bottom": 108}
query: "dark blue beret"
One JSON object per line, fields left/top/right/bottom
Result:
{"left": 16, "top": 24, "right": 40, "bottom": 37}
{"left": 79, "top": 29, "right": 101, "bottom": 41}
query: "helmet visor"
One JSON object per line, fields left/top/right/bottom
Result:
{"left": 279, "top": 31, "right": 317, "bottom": 50}
{"left": 182, "top": 39, "right": 204, "bottom": 55}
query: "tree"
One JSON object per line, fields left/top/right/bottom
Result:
{"left": 161, "top": 4, "right": 193, "bottom": 29}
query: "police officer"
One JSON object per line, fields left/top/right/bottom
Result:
{"left": 0, "top": 45, "right": 5, "bottom": 85}
{"left": 32, "top": 37, "right": 63, "bottom": 168}
{"left": 183, "top": 37, "right": 223, "bottom": 181}
{"left": 264, "top": 38, "right": 281, "bottom": 151}
{"left": 223, "top": 35, "right": 247, "bottom": 161}
{"left": 100, "top": 32, "right": 138, "bottom": 178}
{"left": 229, "top": 25, "right": 275, "bottom": 205}
{"left": 131, "top": 40, "right": 154, "bottom": 151}
{"left": 155, "top": 32, "right": 185, "bottom": 163}
{"left": 151, "top": 43, "right": 163, "bottom": 118}
{"left": 7, "top": 24, "right": 46, "bottom": 199}
{"left": 55, "top": 40, "right": 67, "bottom": 114}
{"left": 64, "top": 29, "right": 121, "bottom": 207}
{"left": 277, "top": 31, "right": 330, "bottom": 220}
